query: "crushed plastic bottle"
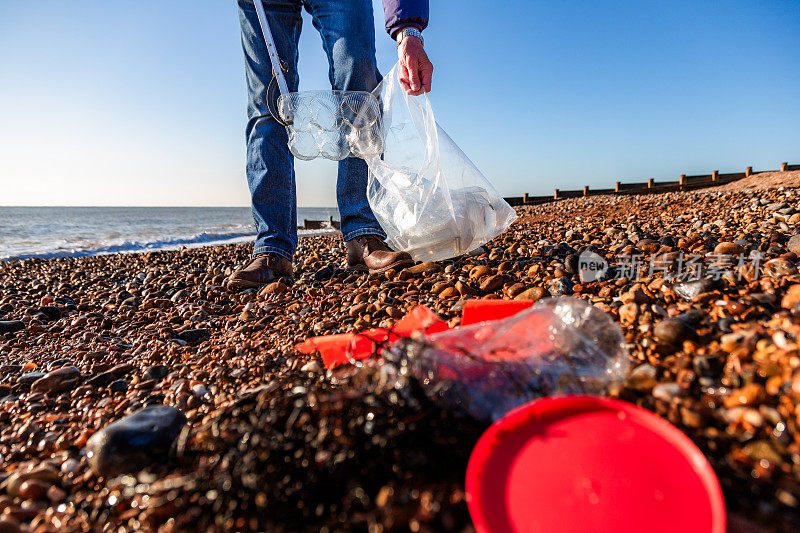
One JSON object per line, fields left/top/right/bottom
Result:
{"left": 384, "top": 298, "right": 630, "bottom": 422}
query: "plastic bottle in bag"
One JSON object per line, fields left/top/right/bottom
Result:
{"left": 384, "top": 298, "right": 631, "bottom": 422}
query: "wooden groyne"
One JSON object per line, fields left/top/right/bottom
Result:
{"left": 503, "top": 162, "right": 799, "bottom": 207}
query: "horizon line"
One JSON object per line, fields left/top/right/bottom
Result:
{"left": 0, "top": 205, "right": 339, "bottom": 209}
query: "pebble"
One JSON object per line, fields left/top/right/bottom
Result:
{"left": 300, "top": 360, "right": 322, "bottom": 373}
{"left": 671, "top": 278, "right": 719, "bottom": 301}
{"left": 478, "top": 274, "right": 507, "bottom": 293}
{"left": 30, "top": 366, "right": 81, "bottom": 394}
{"left": 787, "top": 234, "right": 800, "bottom": 254}
{"left": 724, "top": 383, "right": 766, "bottom": 408}
{"left": 18, "top": 479, "right": 50, "bottom": 501}
{"left": 652, "top": 382, "right": 680, "bottom": 402}
{"left": 468, "top": 265, "right": 491, "bottom": 279}
{"left": 17, "top": 372, "right": 46, "bottom": 386}
{"left": 653, "top": 318, "right": 696, "bottom": 345}
{"left": 4, "top": 467, "right": 59, "bottom": 497}
{"left": 714, "top": 242, "right": 744, "bottom": 255}
{"left": 262, "top": 281, "right": 288, "bottom": 295}
{"left": 108, "top": 379, "right": 128, "bottom": 393}
{"left": 620, "top": 288, "right": 648, "bottom": 305}
{"left": 0, "top": 321, "right": 25, "bottom": 334}
{"left": 514, "top": 287, "right": 545, "bottom": 301}
{"left": 626, "top": 364, "right": 657, "bottom": 391}
{"left": 176, "top": 329, "right": 210, "bottom": 344}
{"left": 763, "top": 258, "right": 797, "bottom": 276}
{"left": 60, "top": 459, "right": 80, "bottom": 474}
{"left": 406, "top": 262, "right": 440, "bottom": 275}
{"left": 618, "top": 303, "right": 638, "bottom": 324}
{"left": 781, "top": 284, "right": 800, "bottom": 309}
{"left": 143, "top": 365, "right": 168, "bottom": 381}
{"left": 86, "top": 405, "right": 187, "bottom": 477}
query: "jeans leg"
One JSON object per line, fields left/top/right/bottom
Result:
{"left": 303, "top": 0, "right": 386, "bottom": 241}
{"left": 238, "top": 0, "right": 302, "bottom": 260}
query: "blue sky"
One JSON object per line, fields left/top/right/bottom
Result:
{"left": 1, "top": 0, "right": 798, "bottom": 207}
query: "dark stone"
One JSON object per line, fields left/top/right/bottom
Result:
{"left": 176, "top": 329, "right": 210, "bottom": 344}
{"left": 143, "top": 365, "right": 168, "bottom": 381}
{"left": 31, "top": 367, "right": 82, "bottom": 394}
{"left": 108, "top": 379, "right": 128, "bottom": 393}
{"left": 0, "top": 364, "right": 21, "bottom": 376}
{"left": 37, "top": 306, "right": 62, "bottom": 321}
{"left": 170, "top": 290, "right": 188, "bottom": 303}
{"left": 116, "top": 291, "right": 134, "bottom": 303}
{"left": 693, "top": 355, "right": 724, "bottom": 378}
{"left": 717, "top": 318, "right": 734, "bottom": 333}
{"left": 314, "top": 265, "right": 337, "bottom": 282}
{"left": 87, "top": 363, "right": 134, "bottom": 388}
{"left": 553, "top": 242, "right": 573, "bottom": 256}
{"left": 653, "top": 318, "right": 697, "bottom": 345}
{"left": 54, "top": 296, "right": 76, "bottom": 306}
{"left": 144, "top": 393, "right": 166, "bottom": 406}
{"left": 46, "top": 358, "right": 73, "bottom": 371}
{"left": 86, "top": 405, "right": 187, "bottom": 477}
{"left": 0, "top": 321, "right": 25, "bottom": 334}
{"left": 86, "top": 371, "right": 116, "bottom": 388}
{"left": 17, "top": 372, "right": 46, "bottom": 386}
{"left": 564, "top": 254, "right": 579, "bottom": 274}
{"left": 677, "top": 310, "right": 705, "bottom": 325}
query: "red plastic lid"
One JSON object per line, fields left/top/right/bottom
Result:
{"left": 466, "top": 396, "right": 725, "bottom": 533}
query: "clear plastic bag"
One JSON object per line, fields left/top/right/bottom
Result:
{"left": 366, "top": 63, "right": 517, "bottom": 261}
{"left": 278, "top": 90, "right": 384, "bottom": 161}
{"left": 385, "top": 298, "right": 631, "bottom": 422}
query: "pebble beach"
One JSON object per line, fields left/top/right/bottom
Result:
{"left": 2, "top": 183, "right": 800, "bottom": 531}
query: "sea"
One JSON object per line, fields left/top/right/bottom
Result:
{"left": 0, "top": 206, "right": 340, "bottom": 261}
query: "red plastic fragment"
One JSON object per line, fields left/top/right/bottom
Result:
{"left": 392, "top": 304, "right": 450, "bottom": 336}
{"left": 294, "top": 305, "right": 449, "bottom": 369}
{"left": 460, "top": 299, "right": 534, "bottom": 326}
{"left": 295, "top": 330, "right": 387, "bottom": 367}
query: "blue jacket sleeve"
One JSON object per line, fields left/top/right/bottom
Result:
{"left": 382, "top": 0, "right": 429, "bottom": 37}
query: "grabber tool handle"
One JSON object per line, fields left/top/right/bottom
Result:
{"left": 253, "top": 0, "right": 290, "bottom": 99}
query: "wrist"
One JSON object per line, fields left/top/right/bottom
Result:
{"left": 396, "top": 26, "right": 423, "bottom": 47}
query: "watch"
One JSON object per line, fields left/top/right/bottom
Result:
{"left": 396, "top": 27, "right": 423, "bottom": 46}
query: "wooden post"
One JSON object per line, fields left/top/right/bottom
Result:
{"left": 647, "top": 178, "right": 654, "bottom": 188}
{"left": 615, "top": 181, "right": 621, "bottom": 193}
{"left": 679, "top": 174, "right": 686, "bottom": 186}
{"left": 711, "top": 170, "right": 718, "bottom": 182}
{"left": 523, "top": 193, "right": 530, "bottom": 204}
{"left": 554, "top": 188, "right": 560, "bottom": 200}
{"left": 781, "top": 162, "right": 788, "bottom": 171}
{"left": 746, "top": 166, "right": 752, "bottom": 177}
{"left": 583, "top": 185, "right": 589, "bottom": 196}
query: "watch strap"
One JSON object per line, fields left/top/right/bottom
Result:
{"left": 397, "top": 27, "right": 423, "bottom": 46}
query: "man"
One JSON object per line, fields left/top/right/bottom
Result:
{"left": 228, "top": 0, "right": 433, "bottom": 291}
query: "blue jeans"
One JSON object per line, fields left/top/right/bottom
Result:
{"left": 238, "top": 0, "right": 387, "bottom": 260}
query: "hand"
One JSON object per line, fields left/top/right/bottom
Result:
{"left": 397, "top": 35, "right": 433, "bottom": 95}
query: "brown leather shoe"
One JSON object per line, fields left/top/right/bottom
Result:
{"left": 346, "top": 235, "right": 414, "bottom": 273}
{"left": 226, "top": 253, "right": 293, "bottom": 291}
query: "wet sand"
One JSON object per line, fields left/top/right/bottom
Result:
{"left": 1, "top": 187, "right": 800, "bottom": 531}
